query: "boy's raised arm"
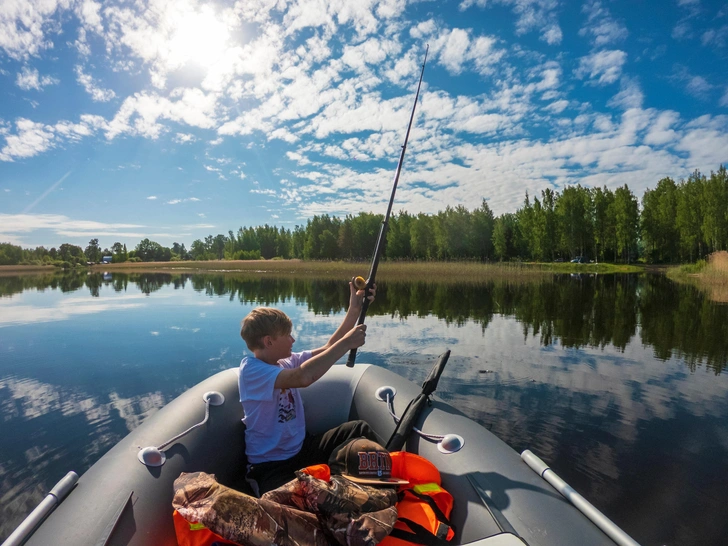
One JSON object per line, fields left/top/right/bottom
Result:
{"left": 275, "top": 324, "right": 367, "bottom": 390}
{"left": 310, "top": 279, "right": 376, "bottom": 357}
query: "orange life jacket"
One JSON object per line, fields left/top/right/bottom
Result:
{"left": 380, "top": 452, "right": 455, "bottom": 546}
{"left": 172, "top": 510, "right": 237, "bottom": 546}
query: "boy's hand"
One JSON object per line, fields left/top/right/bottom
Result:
{"left": 349, "top": 277, "right": 376, "bottom": 309}
{"left": 342, "top": 324, "right": 367, "bottom": 349}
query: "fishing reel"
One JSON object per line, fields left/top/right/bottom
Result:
{"left": 353, "top": 276, "right": 367, "bottom": 290}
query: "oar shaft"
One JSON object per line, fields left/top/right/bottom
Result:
{"left": 2, "top": 471, "right": 78, "bottom": 546}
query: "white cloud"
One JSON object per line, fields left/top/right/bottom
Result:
{"left": 686, "top": 76, "right": 713, "bottom": 99}
{"left": 672, "top": 21, "right": 693, "bottom": 40}
{"left": 0, "top": 115, "right": 106, "bottom": 162}
{"left": 0, "top": 0, "right": 68, "bottom": 60}
{"left": 166, "top": 197, "right": 200, "bottom": 205}
{"left": 16, "top": 67, "right": 59, "bottom": 90}
{"left": 105, "top": 88, "right": 219, "bottom": 140}
{"left": 0, "top": 119, "right": 55, "bottom": 161}
{"left": 579, "top": 1, "right": 628, "bottom": 46}
{"left": 74, "top": 0, "right": 103, "bottom": 33}
{"left": 607, "top": 77, "right": 644, "bottom": 110}
{"left": 147, "top": 195, "right": 157, "bottom": 200}
{"left": 458, "top": 0, "right": 562, "bottom": 44}
{"left": 173, "top": 133, "right": 196, "bottom": 143}
{"left": 576, "top": 50, "right": 627, "bottom": 85}
{"left": 644, "top": 110, "right": 680, "bottom": 147}
{"left": 542, "top": 24, "right": 562, "bottom": 45}
{"left": 720, "top": 87, "right": 728, "bottom": 108}
{"left": 700, "top": 25, "right": 728, "bottom": 48}
{"left": 75, "top": 65, "right": 116, "bottom": 102}
{"left": 103, "top": 1, "right": 234, "bottom": 88}
{"left": 675, "top": 115, "right": 728, "bottom": 169}
{"left": 545, "top": 100, "right": 569, "bottom": 114}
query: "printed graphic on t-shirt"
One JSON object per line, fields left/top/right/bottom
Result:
{"left": 277, "top": 389, "right": 296, "bottom": 423}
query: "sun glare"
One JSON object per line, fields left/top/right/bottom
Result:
{"left": 169, "top": 7, "right": 230, "bottom": 67}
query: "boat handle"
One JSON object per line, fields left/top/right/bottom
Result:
{"left": 138, "top": 391, "right": 224, "bottom": 467}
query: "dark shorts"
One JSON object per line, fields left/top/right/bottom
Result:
{"left": 246, "top": 420, "right": 381, "bottom": 496}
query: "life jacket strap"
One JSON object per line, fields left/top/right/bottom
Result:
{"left": 404, "top": 488, "right": 451, "bottom": 525}
{"left": 390, "top": 518, "right": 452, "bottom": 546}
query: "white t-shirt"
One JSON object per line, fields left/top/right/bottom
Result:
{"left": 238, "top": 351, "right": 311, "bottom": 464}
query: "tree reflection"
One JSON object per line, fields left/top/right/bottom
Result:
{"left": 1, "top": 271, "right": 726, "bottom": 373}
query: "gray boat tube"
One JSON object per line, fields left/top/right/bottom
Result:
{"left": 521, "top": 450, "right": 640, "bottom": 546}
{"left": 2, "top": 471, "right": 78, "bottom": 546}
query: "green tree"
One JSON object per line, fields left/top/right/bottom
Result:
{"left": 111, "top": 242, "right": 128, "bottom": 263}
{"left": 641, "top": 178, "right": 678, "bottom": 263}
{"left": 410, "top": 213, "right": 435, "bottom": 259}
{"left": 592, "top": 187, "right": 615, "bottom": 263}
{"left": 556, "top": 185, "right": 590, "bottom": 259}
{"left": 84, "top": 238, "right": 102, "bottom": 263}
{"left": 386, "top": 211, "right": 413, "bottom": 259}
{"left": 493, "top": 213, "right": 518, "bottom": 260}
{"left": 435, "top": 205, "right": 472, "bottom": 259}
{"left": 0, "top": 243, "right": 23, "bottom": 265}
{"left": 701, "top": 166, "right": 728, "bottom": 253}
{"left": 472, "top": 200, "right": 495, "bottom": 261}
{"left": 612, "top": 185, "right": 639, "bottom": 263}
{"left": 676, "top": 172, "right": 704, "bottom": 261}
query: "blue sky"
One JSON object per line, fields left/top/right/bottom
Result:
{"left": 1, "top": 0, "right": 727, "bottom": 251}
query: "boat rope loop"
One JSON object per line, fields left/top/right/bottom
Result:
{"left": 157, "top": 397, "right": 212, "bottom": 450}
{"left": 138, "top": 391, "right": 224, "bottom": 467}
{"left": 385, "top": 393, "right": 445, "bottom": 442}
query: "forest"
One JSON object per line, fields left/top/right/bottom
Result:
{"left": 1, "top": 166, "right": 726, "bottom": 267}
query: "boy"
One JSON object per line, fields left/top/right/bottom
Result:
{"left": 239, "top": 278, "right": 380, "bottom": 495}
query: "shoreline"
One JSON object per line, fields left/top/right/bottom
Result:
{"left": 0, "top": 259, "right": 644, "bottom": 280}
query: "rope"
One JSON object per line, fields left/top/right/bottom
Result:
{"left": 157, "top": 397, "right": 212, "bottom": 450}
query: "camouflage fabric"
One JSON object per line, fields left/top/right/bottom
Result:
{"left": 263, "top": 471, "right": 398, "bottom": 546}
{"left": 263, "top": 471, "right": 398, "bottom": 516}
{"left": 173, "top": 472, "right": 397, "bottom": 546}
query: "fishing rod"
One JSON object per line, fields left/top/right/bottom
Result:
{"left": 346, "top": 44, "right": 428, "bottom": 368}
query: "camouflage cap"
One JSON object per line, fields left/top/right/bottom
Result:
{"left": 329, "top": 438, "right": 409, "bottom": 486}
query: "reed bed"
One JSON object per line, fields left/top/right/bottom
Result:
{"left": 90, "top": 259, "right": 548, "bottom": 284}
{"left": 668, "top": 251, "right": 728, "bottom": 303}
{"left": 1, "top": 259, "right": 642, "bottom": 283}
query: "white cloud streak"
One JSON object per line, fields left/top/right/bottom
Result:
{"left": 16, "top": 67, "right": 59, "bottom": 90}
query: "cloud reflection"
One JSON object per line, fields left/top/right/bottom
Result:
{"left": 0, "top": 294, "right": 151, "bottom": 328}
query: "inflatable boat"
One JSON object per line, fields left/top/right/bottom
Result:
{"left": 5, "top": 362, "right": 639, "bottom": 546}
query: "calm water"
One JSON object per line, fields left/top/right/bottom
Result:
{"left": 1, "top": 271, "right": 728, "bottom": 545}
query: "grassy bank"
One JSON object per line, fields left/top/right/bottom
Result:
{"left": 0, "top": 259, "right": 643, "bottom": 283}
{"left": 667, "top": 251, "right": 728, "bottom": 302}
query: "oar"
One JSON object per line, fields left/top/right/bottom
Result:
{"left": 2, "top": 471, "right": 78, "bottom": 546}
{"left": 386, "top": 349, "right": 451, "bottom": 451}
{"left": 346, "top": 44, "right": 428, "bottom": 368}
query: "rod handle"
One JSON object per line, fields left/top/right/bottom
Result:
{"left": 346, "top": 294, "right": 371, "bottom": 367}
{"left": 346, "top": 348, "right": 358, "bottom": 368}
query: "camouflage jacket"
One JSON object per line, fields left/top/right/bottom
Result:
{"left": 173, "top": 471, "right": 398, "bottom": 546}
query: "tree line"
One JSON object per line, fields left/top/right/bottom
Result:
{"left": 1, "top": 165, "right": 725, "bottom": 267}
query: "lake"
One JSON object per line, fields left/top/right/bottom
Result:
{"left": 1, "top": 270, "right": 727, "bottom": 545}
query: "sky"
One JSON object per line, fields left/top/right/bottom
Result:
{"left": 1, "top": 0, "right": 727, "bottom": 251}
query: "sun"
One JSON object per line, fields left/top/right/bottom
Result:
{"left": 168, "top": 6, "right": 230, "bottom": 67}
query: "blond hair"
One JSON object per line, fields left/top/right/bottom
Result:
{"left": 240, "top": 307, "right": 293, "bottom": 351}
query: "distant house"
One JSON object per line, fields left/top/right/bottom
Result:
{"left": 101, "top": 256, "right": 113, "bottom": 264}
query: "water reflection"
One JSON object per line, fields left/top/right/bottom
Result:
{"left": 2, "top": 272, "right": 726, "bottom": 372}
{"left": 1, "top": 271, "right": 728, "bottom": 545}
